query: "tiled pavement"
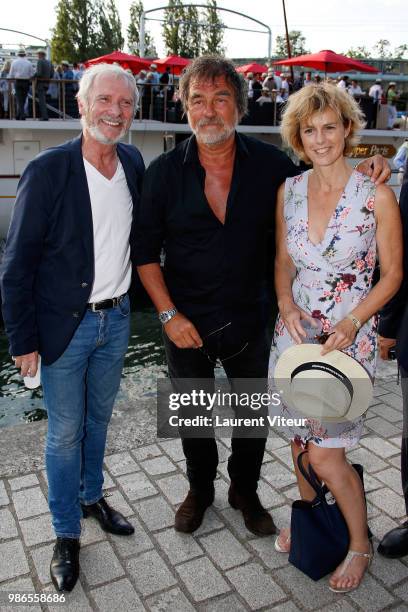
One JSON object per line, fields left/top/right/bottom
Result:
{"left": 1, "top": 370, "right": 408, "bottom": 610}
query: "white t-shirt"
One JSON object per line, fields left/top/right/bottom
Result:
{"left": 84, "top": 158, "right": 133, "bottom": 302}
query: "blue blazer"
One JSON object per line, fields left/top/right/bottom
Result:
{"left": 1, "top": 135, "right": 145, "bottom": 365}
{"left": 379, "top": 161, "right": 408, "bottom": 369}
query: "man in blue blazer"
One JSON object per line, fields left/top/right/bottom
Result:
{"left": 1, "top": 64, "right": 144, "bottom": 592}
{"left": 377, "top": 159, "right": 408, "bottom": 558}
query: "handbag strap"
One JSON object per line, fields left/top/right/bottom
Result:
{"left": 296, "top": 451, "right": 324, "bottom": 495}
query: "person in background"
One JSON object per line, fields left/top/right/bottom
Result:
{"left": 61, "top": 60, "right": 74, "bottom": 95}
{"left": 256, "top": 87, "right": 273, "bottom": 106}
{"left": 246, "top": 71, "right": 255, "bottom": 99}
{"left": 9, "top": 49, "right": 34, "bottom": 120}
{"left": 386, "top": 82, "right": 399, "bottom": 130}
{"left": 377, "top": 158, "right": 408, "bottom": 559}
{"left": 280, "top": 73, "right": 290, "bottom": 101}
{"left": 48, "top": 65, "right": 62, "bottom": 112}
{"left": 263, "top": 68, "right": 279, "bottom": 94}
{"left": 348, "top": 79, "right": 363, "bottom": 96}
{"left": 337, "top": 75, "right": 349, "bottom": 89}
{"left": 293, "top": 71, "right": 304, "bottom": 92}
{"left": 0, "top": 59, "right": 12, "bottom": 117}
{"left": 149, "top": 63, "right": 160, "bottom": 92}
{"left": 34, "top": 50, "right": 53, "bottom": 121}
{"left": 304, "top": 71, "right": 313, "bottom": 86}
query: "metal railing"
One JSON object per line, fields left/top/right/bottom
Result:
{"left": 0, "top": 78, "right": 406, "bottom": 128}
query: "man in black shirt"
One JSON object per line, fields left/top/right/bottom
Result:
{"left": 136, "top": 56, "right": 391, "bottom": 537}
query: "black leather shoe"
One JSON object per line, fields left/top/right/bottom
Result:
{"left": 81, "top": 497, "right": 134, "bottom": 535}
{"left": 378, "top": 521, "right": 408, "bottom": 558}
{"left": 50, "top": 538, "right": 80, "bottom": 592}
{"left": 175, "top": 488, "right": 214, "bottom": 533}
{"left": 228, "top": 483, "right": 277, "bottom": 536}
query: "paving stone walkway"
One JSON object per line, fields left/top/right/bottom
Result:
{"left": 1, "top": 363, "right": 408, "bottom": 611}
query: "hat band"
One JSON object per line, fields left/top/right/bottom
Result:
{"left": 291, "top": 361, "right": 354, "bottom": 401}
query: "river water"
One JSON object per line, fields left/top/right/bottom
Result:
{"left": 0, "top": 307, "right": 167, "bottom": 427}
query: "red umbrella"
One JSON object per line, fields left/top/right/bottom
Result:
{"left": 236, "top": 62, "right": 269, "bottom": 75}
{"left": 154, "top": 55, "right": 191, "bottom": 76}
{"left": 273, "top": 50, "right": 379, "bottom": 74}
{"left": 84, "top": 51, "right": 151, "bottom": 74}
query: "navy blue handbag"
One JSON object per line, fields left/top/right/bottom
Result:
{"left": 288, "top": 451, "right": 369, "bottom": 581}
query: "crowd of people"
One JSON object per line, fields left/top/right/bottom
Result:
{"left": 242, "top": 68, "right": 402, "bottom": 129}
{"left": 0, "top": 50, "right": 402, "bottom": 129}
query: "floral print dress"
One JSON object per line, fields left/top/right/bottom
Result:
{"left": 268, "top": 170, "right": 378, "bottom": 448}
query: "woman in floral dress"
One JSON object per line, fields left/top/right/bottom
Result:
{"left": 269, "top": 83, "right": 402, "bottom": 592}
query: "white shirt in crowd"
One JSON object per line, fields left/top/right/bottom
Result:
{"left": 84, "top": 158, "right": 133, "bottom": 302}
{"left": 9, "top": 57, "right": 34, "bottom": 80}
{"left": 280, "top": 79, "right": 290, "bottom": 101}
{"left": 369, "top": 83, "right": 383, "bottom": 101}
{"left": 337, "top": 79, "right": 347, "bottom": 89}
{"left": 348, "top": 84, "right": 363, "bottom": 96}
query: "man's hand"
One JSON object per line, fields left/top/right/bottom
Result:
{"left": 378, "top": 335, "right": 396, "bottom": 360}
{"left": 164, "top": 313, "right": 203, "bottom": 349}
{"left": 355, "top": 155, "right": 391, "bottom": 185}
{"left": 13, "top": 351, "right": 39, "bottom": 377}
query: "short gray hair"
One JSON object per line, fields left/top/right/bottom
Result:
{"left": 77, "top": 63, "right": 138, "bottom": 108}
{"left": 179, "top": 56, "right": 248, "bottom": 119}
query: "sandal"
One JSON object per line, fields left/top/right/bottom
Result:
{"left": 328, "top": 543, "right": 373, "bottom": 593}
{"left": 274, "top": 528, "right": 291, "bottom": 553}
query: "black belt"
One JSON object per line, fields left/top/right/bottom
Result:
{"left": 87, "top": 293, "right": 126, "bottom": 312}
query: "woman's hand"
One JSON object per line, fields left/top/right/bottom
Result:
{"left": 279, "top": 299, "right": 317, "bottom": 344}
{"left": 320, "top": 318, "right": 358, "bottom": 355}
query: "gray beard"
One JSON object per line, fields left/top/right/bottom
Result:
{"left": 194, "top": 124, "right": 236, "bottom": 146}
{"left": 81, "top": 116, "right": 128, "bottom": 145}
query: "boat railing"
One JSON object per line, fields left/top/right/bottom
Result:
{"left": 0, "top": 78, "right": 407, "bottom": 129}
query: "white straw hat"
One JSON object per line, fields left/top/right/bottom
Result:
{"left": 274, "top": 344, "right": 373, "bottom": 423}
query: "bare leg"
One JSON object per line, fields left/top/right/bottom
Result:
{"left": 308, "top": 443, "right": 370, "bottom": 591}
{"left": 276, "top": 441, "right": 316, "bottom": 551}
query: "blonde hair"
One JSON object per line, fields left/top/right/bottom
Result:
{"left": 280, "top": 82, "right": 365, "bottom": 162}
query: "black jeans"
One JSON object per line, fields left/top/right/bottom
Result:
{"left": 15, "top": 80, "right": 30, "bottom": 119}
{"left": 400, "top": 366, "right": 408, "bottom": 514}
{"left": 163, "top": 322, "right": 271, "bottom": 494}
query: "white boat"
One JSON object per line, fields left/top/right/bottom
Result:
{"left": 0, "top": 117, "right": 407, "bottom": 239}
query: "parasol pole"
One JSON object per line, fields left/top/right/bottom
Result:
{"left": 282, "top": 0, "right": 294, "bottom": 84}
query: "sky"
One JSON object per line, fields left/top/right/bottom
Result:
{"left": 1, "top": 0, "right": 407, "bottom": 59}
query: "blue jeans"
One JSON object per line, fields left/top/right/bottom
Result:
{"left": 42, "top": 296, "right": 130, "bottom": 538}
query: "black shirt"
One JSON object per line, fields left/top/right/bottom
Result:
{"left": 136, "top": 132, "right": 298, "bottom": 338}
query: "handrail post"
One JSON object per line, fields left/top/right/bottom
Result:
{"left": 32, "top": 79, "right": 36, "bottom": 119}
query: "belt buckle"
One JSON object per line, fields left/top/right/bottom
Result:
{"left": 90, "top": 302, "right": 98, "bottom": 312}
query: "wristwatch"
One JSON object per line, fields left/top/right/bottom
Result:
{"left": 158, "top": 308, "right": 178, "bottom": 324}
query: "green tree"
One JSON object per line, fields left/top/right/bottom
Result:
{"left": 274, "top": 30, "right": 309, "bottom": 58}
{"left": 394, "top": 44, "right": 408, "bottom": 59}
{"left": 178, "top": 5, "right": 201, "bottom": 57}
{"left": 373, "top": 39, "right": 391, "bottom": 58}
{"left": 162, "top": 0, "right": 185, "bottom": 56}
{"left": 127, "top": 1, "right": 157, "bottom": 56}
{"left": 51, "top": 0, "right": 126, "bottom": 63}
{"left": 344, "top": 46, "right": 371, "bottom": 59}
{"left": 69, "top": 0, "right": 100, "bottom": 61}
{"left": 51, "top": 0, "right": 75, "bottom": 63}
{"left": 201, "top": 0, "right": 224, "bottom": 56}
{"left": 97, "top": 0, "right": 124, "bottom": 53}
